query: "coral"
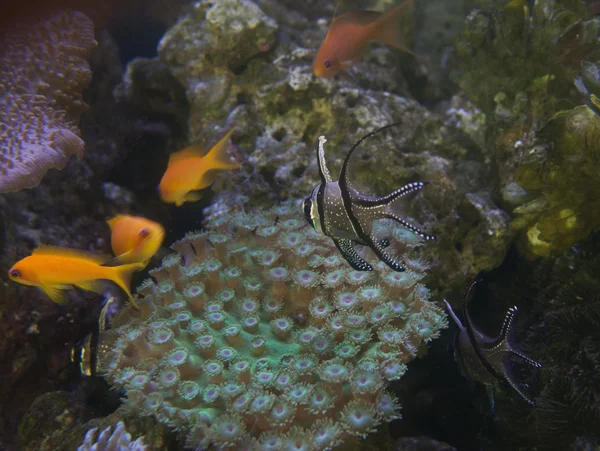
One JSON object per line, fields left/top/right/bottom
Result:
{"left": 97, "top": 201, "right": 447, "bottom": 449}
{"left": 512, "top": 103, "right": 600, "bottom": 256}
{"left": 453, "top": 0, "right": 600, "bottom": 257}
{"left": 0, "top": 10, "right": 97, "bottom": 192}
{"left": 150, "top": 0, "right": 520, "bottom": 298}
{"left": 575, "top": 60, "right": 600, "bottom": 115}
{"left": 78, "top": 421, "right": 148, "bottom": 451}
{"left": 454, "top": 0, "right": 599, "bottom": 125}
{"left": 17, "top": 388, "right": 172, "bottom": 451}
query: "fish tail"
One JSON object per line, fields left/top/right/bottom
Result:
{"left": 371, "top": 0, "right": 415, "bottom": 55}
{"left": 203, "top": 129, "right": 240, "bottom": 170}
{"left": 109, "top": 262, "right": 144, "bottom": 308}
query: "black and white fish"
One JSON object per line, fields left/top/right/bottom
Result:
{"left": 303, "top": 123, "right": 435, "bottom": 272}
{"left": 443, "top": 280, "right": 542, "bottom": 409}
{"left": 70, "top": 294, "right": 117, "bottom": 377}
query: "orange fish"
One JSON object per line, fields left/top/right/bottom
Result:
{"left": 107, "top": 215, "right": 165, "bottom": 267}
{"left": 313, "top": 0, "right": 414, "bottom": 78}
{"left": 8, "top": 246, "right": 143, "bottom": 307}
{"left": 159, "top": 129, "right": 240, "bottom": 206}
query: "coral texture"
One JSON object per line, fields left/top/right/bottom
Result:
{"left": 99, "top": 202, "right": 447, "bottom": 449}
{"left": 151, "top": 0, "right": 518, "bottom": 297}
{"left": 0, "top": 10, "right": 97, "bottom": 192}
{"left": 512, "top": 104, "right": 600, "bottom": 256}
{"left": 78, "top": 421, "right": 148, "bottom": 451}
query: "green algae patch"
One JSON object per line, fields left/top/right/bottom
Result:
{"left": 513, "top": 104, "right": 600, "bottom": 256}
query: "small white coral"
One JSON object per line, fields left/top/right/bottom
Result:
{"left": 77, "top": 421, "right": 148, "bottom": 451}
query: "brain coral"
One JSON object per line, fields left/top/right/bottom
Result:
{"left": 98, "top": 201, "right": 447, "bottom": 449}
{"left": 0, "top": 10, "right": 96, "bottom": 192}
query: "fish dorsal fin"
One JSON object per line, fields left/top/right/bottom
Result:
{"left": 106, "top": 215, "right": 129, "bottom": 230}
{"left": 107, "top": 217, "right": 119, "bottom": 230}
{"left": 332, "top": 9, "right": 383, "bottom": 29}
{"left": 339, "top": 123, "right": 402, "bottom": 193}
{"left": 168, "top": 143, "right": 207, "bottom": 164}
{"left": 33, "top": 246, "right": 109, "bottom": 264}
{"left": 317, "top": 136, "right": 333, "bottom": 183}
{"left": 325, "top": 1, "right": 341, "bottom": 37}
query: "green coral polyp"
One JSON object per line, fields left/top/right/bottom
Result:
{"left": 100, "top": 202, "right": 447, "bottom": 448}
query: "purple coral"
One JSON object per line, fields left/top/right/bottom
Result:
{"left": 0, "top": 10, "right": 96, "bottom": 192}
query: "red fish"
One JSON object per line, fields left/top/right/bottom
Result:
{"left": 313, "top": 0, "right": 414, "bottom": 78}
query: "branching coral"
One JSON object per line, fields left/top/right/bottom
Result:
{"left": 0, "top": 10, "right": 97, "bottom": 192}
{"left": 97, "top": 201, "right": 447, "bottom": 449}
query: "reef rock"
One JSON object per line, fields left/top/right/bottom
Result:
{"left": 150, "top": 0, "right": 514, "bottom": 296}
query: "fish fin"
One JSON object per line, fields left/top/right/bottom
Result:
{"left": 333, "top": 238, "right": 373, "bottom": 271}
{"left": 331, "top": 10, "right": 383, "bottom": 28}
{"left": 106, "top": 216, "right": 124, "bottom": 231}
{"left": 194, "top": 170, "right": 218, "bottom": 191}
{"left": 201, "top": 129, "right": 240, "bottom": 171}
{"left": 33, "top": 246, "right": 109, "bottom": 264}
{"left": 41, "top": 284, "right": 68, "bottom": 305}
{"left": 74, "top": 280, "right": 103, "bottom": 294}
{"left": 109, "top": 263, "right": 145, "bottom": 308}
{"left": 168, "top": 143, "right": 207, "bottom": 164}
{"left": 110, "top": 242, "right": 143, "bottom": 264}
{"left": 106, "top": 249, "right": 149, "bottom": 268}
{"left": 183, "top": 191, "right": 205, "bottom": 204}
{"left": 370, "top": 0, "right": 415, "bottom": 54}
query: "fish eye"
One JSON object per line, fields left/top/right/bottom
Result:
{"left": 138, "top": 228, "right": 151, "bottom": 239}
{"left": 9, "top": 269, "right": 20, "bottom": 278}
{"left": 324, "top": 59, "right": 332, "bottom": 69}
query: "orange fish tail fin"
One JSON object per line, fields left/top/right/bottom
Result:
{"left": 110, "top": 262, "right": 144, "bottom": 308}
{"left": 371, "top": 0, "right": 415, "bottom": 55}
{"left": 203, "top": 129, "right": 240, "bottom": 171}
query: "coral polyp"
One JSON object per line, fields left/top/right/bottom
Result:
{"left": 98, "top": 202, "right": 447, "bottom": 449}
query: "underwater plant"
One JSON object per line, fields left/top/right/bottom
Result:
{"left": 96, "top": 201, "right": 447, "bottom": 449}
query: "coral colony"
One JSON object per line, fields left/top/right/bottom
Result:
{"left": 97, "top": 202, "right": 447, "bottom": 449}
{"left": 0, "top": 10, "right": 96, "bottom": 192}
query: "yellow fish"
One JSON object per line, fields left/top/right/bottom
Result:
{"left": 8, "top": 246, "right": 142, "bottom": 307}
{"left": 159, "top": 129, "right": 240, "bottom": 206}
{"left": 107, "top": 215, "right": 164, "bottom": 267}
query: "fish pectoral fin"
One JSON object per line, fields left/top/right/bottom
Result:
{"left": 41, "top": 284, "right": 69, "bottom": 305}
{"left": 106, "top": 246, "right": 143, "bottom": 266}
{"left": 193, "top": 171, "right": 216, "bottom": 191}
{"left": 183, "top": 191, "right": 205, "bottom": 203}
{"left": 333, "top": 238, "right": 373, "bottom": 271}
{"left": 74, "top": 280, "right": 103, "bottom": 294}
